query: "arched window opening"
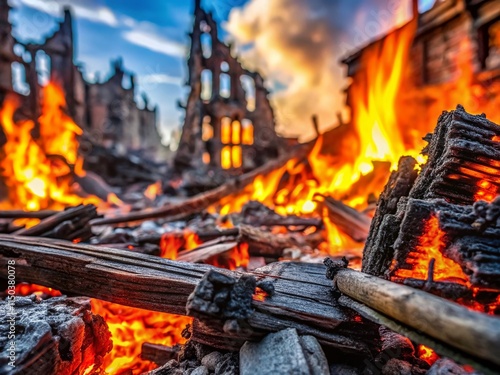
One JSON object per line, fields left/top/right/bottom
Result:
{"left": 221, "top": 146, "right": 232, "bottom": 170}
{"left": 221, "top": 61, "right": 229, "bottom": 72}
{"left": 200, "top": 20, "right": 211, "bottom": 33}
{"left": 35, "top": 50, "right": 51, "bottom": 86}
{"left": 220, "top": 73, "right": 230, "bottom": 98}
{"left": 242, "top": 119, "right": 254, "bottom": 145}
{"left": 221, "top": 117, "right": 231, "bottom": 144}
{"left": 203, "top": 152, "right": 211, "bottom": 164}
{"left": 122, "top": 73, "right": 133, "bottom": 90}
{"left": 232, "top": 146, "right": 242, "bottom": 168}
{"left": 231, "top": 120, "right": 241, "bottom": 144}
{"left": 240, "top": 75, "right": 256, "bottom": 111}
{"left": 11, "top": 62, "right": 30, "bottom": 95}
{"left": 202, "top": 116, "right": 213, "bottom": 141}
{"left": 201, "top": 69, "right": 212, "bottom": 100}
{"left": 201, "top": 33, "right": 212, "bottom": 59}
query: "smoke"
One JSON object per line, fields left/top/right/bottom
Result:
{"left": 225, "top": 0, "right": 415, "bottom": 141}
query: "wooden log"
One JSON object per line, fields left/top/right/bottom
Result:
{"left": 330, "top": 266, "right": 500, "bottom": 367}
{"left": 0, "top": 210, "right": 58, "bottom": 220}
{"left": 316, "top": 194, "right": 371, "bottom": 242}
{"left": 409, "top": 106, "right": 500, "bottom": 205}
{"left": 13, "top": 205, "right": 98, "bottom": 239}
{"left": 0, "top": 235, "right": 374, "bottom": 354}
{"left": 338, "top": 296, "right": 497, "bottom": 375}
{"left": 0, "top": 295, "right": 112, "bottom": 375}
{"left": 90, "top": 150, "right": 310, "bottom": 227}
{"left": 362, "top": 156, "right": 418, "bottom": 276}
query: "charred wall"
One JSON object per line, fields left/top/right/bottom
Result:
{"left": 175, "top": 0, "right": 283, "bottom": 172}
{"left": 343, "top": 0, "right": 500, "bottom": 127}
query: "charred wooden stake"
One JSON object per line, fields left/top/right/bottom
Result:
{"left": 316, "top": 194, "right": 371, "bottom": 242}
{"left": 13, "top": 204, "right": 98, "bottom": 240}
{"left": 325, "top": 260, "right": 500, "bottom": 367}
{"left": 0, "top": 210, "right": 58, "bottom": 220}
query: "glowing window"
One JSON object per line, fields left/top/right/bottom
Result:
{"left": 202, "top": 116, "right": 213, "bottom": 141}
{"left": 221, "top": 117, "right": 231, "bottom": 144}
{"left": 221, "top": 146, "right": 232, "bottom": 169}
{"left": 202, "top": 152, "right": 211, "bottom": 164}
{"left": 232, "top": 146, "right": 242, "bottom": 168}
{"left": 231, "top": 120, "right": 241, "bottom": 144}
{"left": 242, "top": 119, "right": 254, "bottom": 145}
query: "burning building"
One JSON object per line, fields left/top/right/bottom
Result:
{"left": 343, "top": 0, "right": 500, "bottom": 135}
{"left": 174, "top": 0, "right": 285, "bottom": 172}
{"left": 0, "top": 1, "right": 167, "bottom": 162}
{"left": 0, "top": 1, "right": 499, "bottom": 375}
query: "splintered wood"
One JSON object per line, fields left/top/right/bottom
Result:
{"left": 363, "top": 106, "right": 500, "bottom": 292}
{"left": 0, "top": 236, "right": 377, "bottom": 356}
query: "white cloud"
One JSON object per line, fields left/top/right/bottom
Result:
{"left": 122, "top": 28, "right": 186, "bottom": 57}
{"left": 140, "top": 73, "right": 182, "bottom": 86}
{"left": 16, "top": 0, "right": 118, "bottom": 27}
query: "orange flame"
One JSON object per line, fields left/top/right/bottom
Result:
{"left": 160, "top": 230, "right": 202, "bottom": 260}
{"left": 209, "top": 20, "right": 423, "bottom": 253}
{"left": 90, "top": 300, "right": 191, "bottom": 374}
{"left": 394, "top": 215, "right": 469, "bottom": 283}
{"left": 0, "top": 83, "right": 100, "bottom": 212}
{"left": 145, "top": 181, "right": 162, "bottom": 200}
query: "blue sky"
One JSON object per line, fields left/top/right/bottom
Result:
{"left": 8, "top": 0, "right": 436, "bottom": 145}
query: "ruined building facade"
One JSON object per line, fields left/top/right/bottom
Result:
{"left": 175, "top": 0, "right": 283, "bottom": 171}
{"left": 343, "top": 0, "right": 500, "bottom": 126}
{"left": 0, "top": 2, "right": 166, "bottom": 161}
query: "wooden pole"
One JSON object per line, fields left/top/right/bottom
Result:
{"left": 333, "top": 267, "right": 500, "bottom": 366}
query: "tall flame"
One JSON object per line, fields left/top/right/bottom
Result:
{"left": 0, "top": 83, "right": 99, "bottom": 211}
{"left": 211, "top": 19, "right": 421, "bottom": 252}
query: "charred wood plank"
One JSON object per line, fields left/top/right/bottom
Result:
{"left": 317, "top": 194, "right": 371, "bottom": 242}
{"left": 177, "top": 242, "right": 239, "bottom": 263}
{"left": 0, "top": 210, "right": 58, "bottom": 220}
{"left": 13, "top": 205, "right": 98, "bottom": 240}
{"left": 238, "top": 201, "right": 323, "bottom": 229}
{"left": 0, "top": 235, "right": 374, "bottom": 354}
{"left": 141, "top": 343, "right": 180, "bottom": 366}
